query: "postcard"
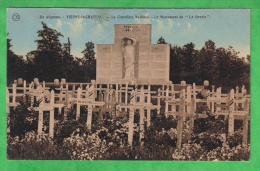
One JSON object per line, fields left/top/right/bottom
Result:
{"left": 6, "top": 8, "right": 250, "bottom": 161}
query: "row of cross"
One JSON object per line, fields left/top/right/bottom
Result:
{"left": 7, "top": 78, "right": 250, "bottom": 148}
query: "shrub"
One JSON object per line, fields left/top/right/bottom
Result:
{"left": 172, "top": 143, "right": 207, "bottom": 160}
{"left": 7, "top": 131, "right": 69, "bottom": 160}
{"left": 9, "top": 95, "right": 38, "bottom": 138}
{"left": 206, "top": 144, "right": 250, "bottom": 161}
{"left": 63, "top": 130, "right": 107, "bottom": 160}
{"left": 191, "top": 132, "right": 223, "bottom": 151}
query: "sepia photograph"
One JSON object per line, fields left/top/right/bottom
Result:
{"left": 6, "top": 8, "right": 250, "bottom": 161}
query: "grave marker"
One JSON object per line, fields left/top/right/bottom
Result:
{"left": 139, "top": 86, "right": 145, "bottom": 141}
{"left": 176, "top": 88, "right": 185, "bottom": 149}
{"left": 37, "top": 92, "right": 44, "bottom": 135}
{"left": 49, "top": 90, "right": 54, "bottom": 138}
{"left": 242, "top": 99, "right": 249, "bottom": 146}
{"left": 228, "top": 89, "right": 235, "bottom": 136}
{"left": 128, "top": 90, "right": 135, "bottom": 146}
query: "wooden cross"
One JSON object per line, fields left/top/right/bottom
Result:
{"left": 128, "top": 89, "right": 135, "bottom": 146}
{"left": 34, "top": 90, "right": 55, "bottom": 138}
{"left": 75, "top": 86, "right": 105, "bottom": 130}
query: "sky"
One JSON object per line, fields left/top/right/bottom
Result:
{"left": 7, "top": 8, "right": 250, "bottom": 58}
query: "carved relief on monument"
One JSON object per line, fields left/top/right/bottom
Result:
{"left": 121, "top": 37, "right": 139, "bottom": 80}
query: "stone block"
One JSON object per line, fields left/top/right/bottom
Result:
{"left": 114, "top": 37, "right": 122, "bottom": 44}
{"left": 109, "top": 68, "right": 123, "bottom": 77}
{"left": 153, "top": 54, "right": 167, "bottom": 61}
{"left": 139, "top": 69, "right": 152, "bottom": 78}
{"left": 136, "top": 78, "right": 151, "bottom": 85}
{"left": 139, "top": 54, "right": 153, "bottom": 61}
{"left": 97, "top": 61, "right": 111, "bottom": 69}
{"left": 96, "top": 77, "right": 111, "bottom": 84}
{"left": 150, "top": 78, "right": 167, "bottom": 84}
{"left": 97, "top": 44, "right": 112, "bottom": 53}
{"left": 138, "top": 36, "right": 150, "bottom": 45}
{"left": 151, "top": 61, "right": 167, "bottom": 69}
{"left": 139, "top": 45, "right": 151, "bottom": 53}
{"left": 109, "top": 53, "right": 122, "bottom": 61}
{"left": 152, "top": 69, "right": 167, "bottom": 78}
{"left": 96, "top": 53, "right": 108, "bottom": 61}
{"left": 151, "top": 44, "right": 169, "bottom": 53}
{"left": 139, "top": 61, "right": 151, "bottom": 69}
{"left": 97, "top": 69, "right": 109, "bottom": 77}
{"left": 112, "top": 45, "right": 123, "bottom": 53}
{"left": 111, "top": 76, "right": 123, "bottom": 82}
{"left": 115, "top": 24, "right": 151, "bottom": 37}
{"left": 111, "top": 61, "right": 122, "bottom": 69}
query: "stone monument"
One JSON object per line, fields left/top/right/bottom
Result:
{"left": 96, "top": 24, "right": 171, "bottom": 85}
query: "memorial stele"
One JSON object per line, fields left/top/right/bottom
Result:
{"left": 96, "top": 24, "right": 171, "bottom": 85}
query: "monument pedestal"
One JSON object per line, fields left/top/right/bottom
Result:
{"left": 96, "top": 24, "right": 171, "bottom": 85}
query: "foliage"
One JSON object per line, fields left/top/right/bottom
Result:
{"left": 227, "top": 130, "right": 244, "bottom": 148}
{"left": 190, "top": 132, "right": 223, "bottom": 152}
{"left": 63, "top": 130, "right": 107, "bottom": 160}
{"left": 165, "top": 38, "right": 250, "bottom": 92}
{"left": 172, "top": 143, "right": 206, "bottom": 160}
{"left": 7, "top": 33, "right": 26, "bottom": 85}
{"left": 62, "top": 117, "right": 131, "bottom": 160}
{"left": 7, "top": 131, "right": 69, "bottom": 160}
{"left": 54, "top": 119, "right": 86, "bottom": 145}
{"left": 27, "top": 22, "right": 64, "bottom": 81}
{"left": 7, "top": 22, "right": 97, "bottom": 85}
{"left": 171, "top": 142, "right": 249, "bottom": 161}
{"left": 80, "top": 42, "right": 96, "bottom": 82}
{"left": 157, "top": 36, "right": 167, "bottom": 44}
{"left": 205, "top": 144, "right": 250, "bottom": 161}
{"left": 172, "top": 128, "right": 249, "bottom": 161}
{"left": 8, "top": 106, "right": 250, "bottom": 160}
{"left": 9, "top": 95, "right": 38, "bottom": 138}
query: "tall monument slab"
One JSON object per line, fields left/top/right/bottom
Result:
{"left": 96, "top": 24, "right": 171, "bottom": 85}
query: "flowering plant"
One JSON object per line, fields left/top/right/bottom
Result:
{"left": 7, "top": 131, "right": 67, "bottom": 159}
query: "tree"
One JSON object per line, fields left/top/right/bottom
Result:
{"left": 81, "top": 42, "right": 96, "bottom": 82}
{"left": 157, "top": 36, "right": 167, "bottom": 44}
{"left": 7, "top": 33, "right": 12, "bottom": 51}
{"left": 197, "top": 40, "right": 217, "bottom": 84}
{"left": 170, "top": 45, "right": 180, "bottom": 83}
{"left": 7, "top": 33, "right": 25, "bottom": 85}
{"left": 60, "top": 37, "right": 79, "bottom": 81}
{"left": 169, "top": 43, "right": 199, "bottom": 84}
{"left": 246, "top": 55, "right": 250, "bottom": 63}
{"left": 35, "top": 22, "right": 63, "bottom": 53}
{"left": 180, "top": 42, "right": 198, "bottom": 83}
{"left": 28, "top": 22, "right": 64, "bottom": 81}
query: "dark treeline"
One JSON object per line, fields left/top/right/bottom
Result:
{"left": 7, "top": 22, "right": 95, "bottom": 85}
{"left": 158, "top": 37, "right": 250, "bottom": 92}
{"left": 7, "top": 23, "right": 250, "bottom": 92}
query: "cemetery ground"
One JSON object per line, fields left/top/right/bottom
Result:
{"left": 7, "top": 97, "right": 250, "bottom": 160}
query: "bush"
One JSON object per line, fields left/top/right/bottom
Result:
{"left": 63, "top": 130, "right": 107, "bottom": 160}
{"left": 7, "top": 131, "right": 69, "bottom": 160}
{"left": 190, "top": 132, "right": 223, "bottom": 152}
{"left": 62, "top": 117, "right": 133, "bottom": 160}
{"left": 172, "top": 143, "right": 207, "bottom": 160}
{"left": 7, "top": 101, "right": 250, "bottom": 160}
{"left": 205, "top": 144, "right": 250, "bottom": 161}
{"left": 9, "top": 95, "right": 38, "bottom": 138}
{"left": 227, "top": 130, "right": 244, "bottom": 148}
